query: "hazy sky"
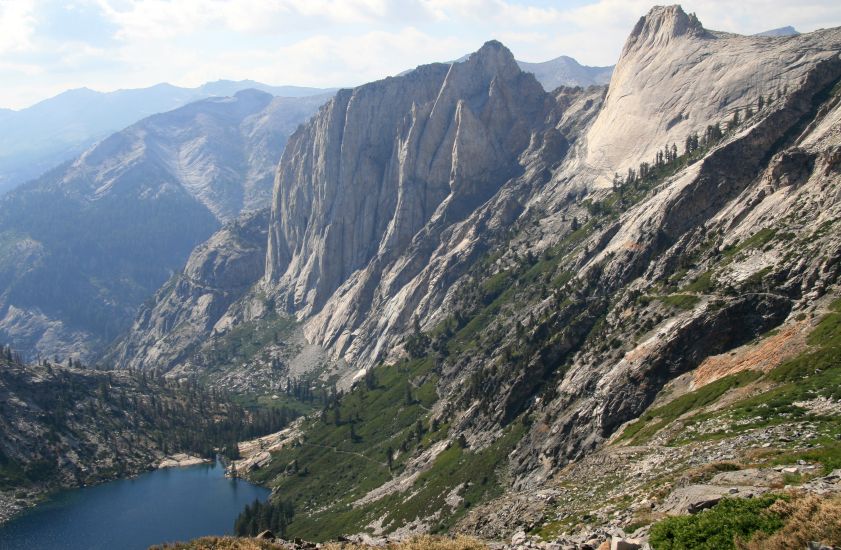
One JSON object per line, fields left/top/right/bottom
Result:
{"left": 2, "top": 0, "right": 841, "bottom": 110}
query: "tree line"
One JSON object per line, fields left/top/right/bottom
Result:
{"left": 234, "top": 498, "right": 295, "bottom": 538}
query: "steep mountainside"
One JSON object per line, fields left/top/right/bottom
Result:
{"left": 272, "top": 6, "right": 840, "bottom": 376}
{"left": 116, "top": 41, "right": 579, "bottom": 377}
{"left": 114, "top": 5, "right": 841, "bottom": 545}
{"left": 107, "top": 209, "right": 271, "bottom": 374}
{"left": 0, "top": 80, "right": 333, "bottom": 195}
{"left": 517, "top": 56, "right": 613, "bottom": 91}
{"left": 265, "top": 41, "right": 551, "bottom": 318}
{"left": 0, "top": 91, "right": 330, "bottom": 362}
{"left": 578, "top": 6, "right": 837, "bottom": 188}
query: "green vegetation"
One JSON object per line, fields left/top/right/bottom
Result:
{"left": 649, "top": 496, "right": 786, "bottom": 550}
{"left": 683, "top": 271, "right": 714, "bottom": 294}
{"left": 731, "top": 228, "right": 777, "bottom": 255}
{"left": 651, "top": 493, "right": 841, "bottom": 550}
{"left": 197, "top": 312, "right": 297, "bottom": 379}
{"left": 618, "top": 370, "right": 761, "bottom": 445}
{"left": 249, "top": 357, "right": 438, "bottom": 538}
{"left": 0, "top": 352, "right": 299, "bottom": 489}
{"left": 247, "top": 354, "right": 524, "bottom": 540}
{"left": 658, "top": 294, "right": 701, "bottom": 310}
{"left": 805, "top": 305, "right": 841, "bottom": 348}
{"left": 235, "top": 498, "right": 295, "bottom": 538}
{"left": 623, "top": 294, "right": 841, "bottom": 477}
{"left": 234, "top": 393, "right": 316, "bottom": 417}
{"left": 705, "top": 305, "right": 841, "bottom": 451}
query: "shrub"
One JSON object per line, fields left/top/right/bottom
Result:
{"left": 649, "top": 496, "right": 785, "bottom": 550}
{"left": 739, "top": 494, "right": 841, "bottom": 550}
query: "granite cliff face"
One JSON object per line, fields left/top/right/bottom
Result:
{"left": 0, "top": 91, "right": 329, "bottom": 361}
{"left": 113, "top": 6, "right": 841, "bottom": 541}
{"left": 119, "top": 8, "right": 841, "bottom": 388}
{"left": 116, "top": 40, "right": 569, "bottom": 376}
{"left": 579, "top": 5, "right": 838, "bottom": 188}
{"left": 272, "top": 7, "right": 840, "bottom": 375}
{"left": 265, "top": 41, "right": 562, "bottom": 371}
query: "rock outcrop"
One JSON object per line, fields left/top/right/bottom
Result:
{"left": 266, "top": 41, "right": 549, "bottom": 310}
{"left": 579, "top": 5, "right": 840, "bottom": 188}
{"left": 262, "top": 41, "right": 589, "bottom": 375}
{"left": 504, "top": 10, "right": 841, "bottom": 484}
{"left": 265, "top": 7, "right": 841, "bottom": 382}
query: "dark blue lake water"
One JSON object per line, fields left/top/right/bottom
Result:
{"left": 0, "top": 460, "right": 269, "bottom": 550}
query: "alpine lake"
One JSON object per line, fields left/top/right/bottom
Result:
{"left": 0, "top": 459, "right": 269, "bottom": 550}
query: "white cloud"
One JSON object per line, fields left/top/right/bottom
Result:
{"left": 0, "top": 0, "right": 37, "bottom": 54}
{"left": 168, "top": 27, "right": 468, "bottom": 88}
{"left": 687, "top": 0, "right": 841, "bottom": 34}
{"left": 94, "top": 0, "right": 434, "bottom": 39}
{"left": 422, "top": 0, "right": 565, "bottom": 25}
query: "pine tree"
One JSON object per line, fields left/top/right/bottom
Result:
{"left": 729, "top": 108, "right": 741, "bottom": 130}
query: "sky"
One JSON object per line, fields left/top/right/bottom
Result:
{"left": 1, "top": 0, "right": 841, "bottom": 110}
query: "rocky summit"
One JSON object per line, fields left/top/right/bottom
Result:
{"left": 5, "top": 3, "right": 841, "bottom": 549}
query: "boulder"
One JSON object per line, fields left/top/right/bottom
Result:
{"left": 611, "top": 538, "right": 643, "bottom": 550}
{"left": 709, "top": 468, "right": 784, "bottom": 487}
{"left": 657, "top": 484, "right": 767, "bottom": 515}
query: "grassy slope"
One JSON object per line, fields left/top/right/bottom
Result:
{"left": 616, "top": 297, "right": 841, "bottom": 472}
{"left": 249, "top": 356, "right": 526, "bottom": 540}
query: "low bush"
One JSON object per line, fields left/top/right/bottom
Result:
{"left": 650, "top": 493, "right": 841, "bottom": 550}
{"left": 740, "top": 494, "right": 841, "bottom": 550}
{"left": 649, "top": 496, "right": 785, "bottom": 550}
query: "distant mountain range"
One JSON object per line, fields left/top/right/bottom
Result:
{"left": 0, "top": 80, "right": 334, "bottom": 195}
{"left": 0, "top": 89, "right": 330, "bottom": 361}
{"left": 517, "top": 55, "right": 614, "bottom": 90}
{"left": 755, "top": 25, "right": 800, "bottom": 37}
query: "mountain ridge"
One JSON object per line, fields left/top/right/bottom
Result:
{"left": 0, "top": 80, "right": 334, "bottom": 196}
{"left": 516, "top": 55, "right": 613, "bottom": 91}
{"left": 0, "top": 91, "right": 331, "bottom": 362}
{"left": 755, "top": 25, "right": 800, "bottom": 37}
